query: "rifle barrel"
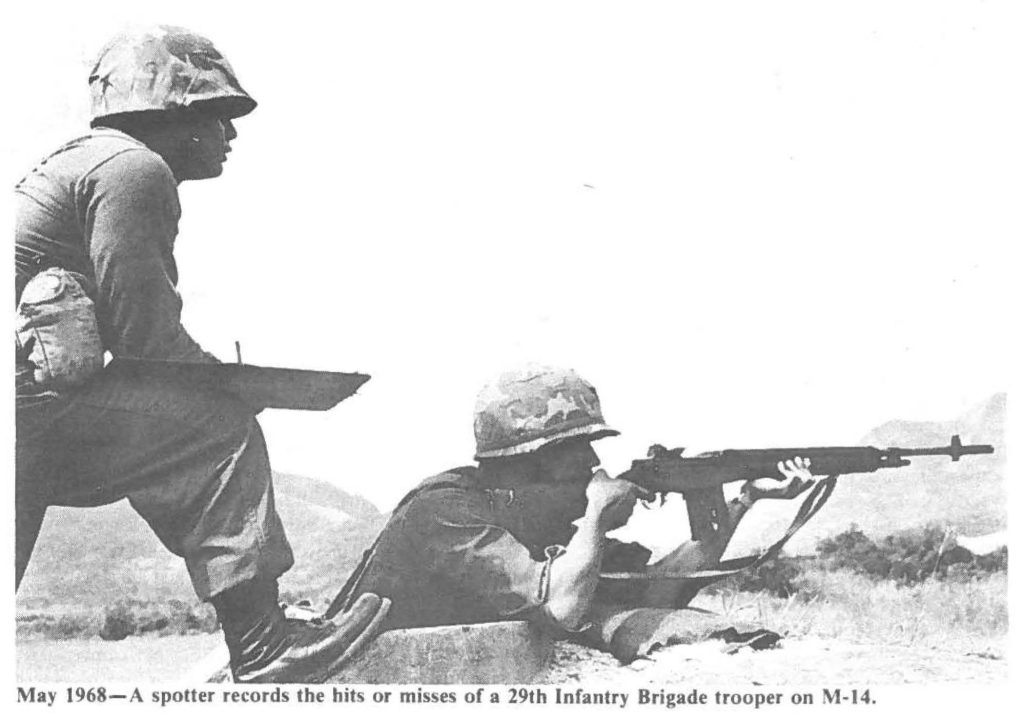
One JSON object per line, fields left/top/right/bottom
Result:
{"left": 890, "top": 435, "right": 994, "bottom": 461}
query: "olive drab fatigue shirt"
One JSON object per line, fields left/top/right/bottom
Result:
{"left": 15, "top": 129, "right": 215, "bottom": 363}
{"left": 338, "top": 468, "right": 590, "bottom": 631}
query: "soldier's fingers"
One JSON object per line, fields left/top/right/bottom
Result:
{"left": 628, "top": 482, "right": 656, "bottom": 502}
{"left": 17, "top": 335, "right": 36, "bottom": 359}
{"left": 777, "top": 460, "right": 788, "bottom": 476}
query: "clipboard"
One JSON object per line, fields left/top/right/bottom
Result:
{"left": 106, "top": 358, "right": 370, "bottom": 411}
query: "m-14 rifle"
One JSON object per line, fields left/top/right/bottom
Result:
{"left": 618, "top": 434, "right": 994, "bottom": 494}
{"left": 602, "top": 435, "right": 995, "bottom": 596}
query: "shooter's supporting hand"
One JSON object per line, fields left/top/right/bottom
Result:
{"left": 742, "top": 456, "right": 816, "bottom": 502}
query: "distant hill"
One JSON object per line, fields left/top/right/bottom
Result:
{"left": 16, "top": 472, "right": 385, "bottom": 612}
{"left": 726, "top": 393, "right": 1005, "bottom": 556}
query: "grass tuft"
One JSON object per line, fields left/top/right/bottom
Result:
{"left": 701, "top": 568, "right": 1006, "bottom": 656}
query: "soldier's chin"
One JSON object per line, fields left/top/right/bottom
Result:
{"left": 209, "top": 158, "right": 228, "bottom": 176}
{"left": 190, "top": 161, "right": 225, "bottom": 181}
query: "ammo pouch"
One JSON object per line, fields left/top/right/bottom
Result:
{"left": 16, "top": 268, "right": 104, "bottom": 390}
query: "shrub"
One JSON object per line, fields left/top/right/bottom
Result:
{"left": 169, "top": 601, "right": 218, "bottom": 635}
{"left": 816, "top": 524, "right": 1007, "bottom": 585}
{"left": 725, "top": 554, "right": 807, "bottom": 598}
{"left": 96, "top": 599, "right": 220, "bottom": 640}
{"left": 817, "top": 525, "right": 890, "bottom": 577}
{"left": 99, "top": 603, "right": 136, "bottom": 641}
{"left": 51, "top": 613, "right": 96, "bottom": 640}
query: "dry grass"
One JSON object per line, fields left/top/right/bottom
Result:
{"left": 693, "top": 568, "right": 1007, "bottom": 657}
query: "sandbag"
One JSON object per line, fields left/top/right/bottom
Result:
{"left": 583, "top": 603, "right": 781, "bottom": 663}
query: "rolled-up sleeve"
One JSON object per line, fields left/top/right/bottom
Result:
{"left": 80, "top": 150, "right": 216, "bottom": 362}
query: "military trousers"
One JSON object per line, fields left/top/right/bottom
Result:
{"left": 15, "top": 368, "right": 294, "bottom": 599}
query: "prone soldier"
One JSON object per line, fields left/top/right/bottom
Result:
{"left": 327, "top": 365, "right": 816, "bottom": 647}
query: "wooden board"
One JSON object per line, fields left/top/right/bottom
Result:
{"left": 106, "top": 358, "right": 370, "bottom": 411}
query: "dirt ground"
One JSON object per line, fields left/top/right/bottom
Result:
{"left": 17, "top": 633, "right": 1005, "bottom": 685}
{"left": 545, "top": 637, "right": 1007, "bottom": 685}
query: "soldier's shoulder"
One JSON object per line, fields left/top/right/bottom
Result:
{"left": 400, "top": 467, "right": 479, "bottom": 501}
{"left": 394, "top": 467, "right": 488, "bottom": 515}
{"left": 76, "top": 130, "right": 171, "bottom": 180}
{"left": 17, "top": 129, "right": 170, "bottom": 193}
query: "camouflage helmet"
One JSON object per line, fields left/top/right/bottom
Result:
{"left": 89, "top": 25, "right": 256, "bottom": 123}
{"left": 474, "top": 365, "right": 619, "bottom": 459}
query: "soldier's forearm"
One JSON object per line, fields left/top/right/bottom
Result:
{"left": 543, "top": 513, "right": 607, "bottom": 631}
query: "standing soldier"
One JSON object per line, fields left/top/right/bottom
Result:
{"left": 14, "top": 25, "right": 386, "bottom": 683}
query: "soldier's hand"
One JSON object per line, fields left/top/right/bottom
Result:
{"left": 742, "top": 456, "right": 816, "bottom": 502}
{"left": 16, "top": 335, "right": 36, "bottom": 363}
{"left": 585, "top": 469, "right": 642, "bottom": 532}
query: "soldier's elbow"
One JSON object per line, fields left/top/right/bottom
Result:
{"left": 542, "top": 598, "right": 588, "bottom": 633}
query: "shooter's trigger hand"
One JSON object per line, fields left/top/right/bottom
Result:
{"left": 586, "top": 470, "right": 643, "bottom": 532}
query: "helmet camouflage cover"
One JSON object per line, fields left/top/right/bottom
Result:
{"left": 89, "top": 25, "right": 256, "bottom": 122}
{"left": 474, "top": 365, "right": 619, "bottom": 459}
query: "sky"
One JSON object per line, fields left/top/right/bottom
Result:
{"left": 2, "top": 1, "right": 1017, "bottom": 516}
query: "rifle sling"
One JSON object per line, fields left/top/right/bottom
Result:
{"left": 696, "top": 474, "right": 838, "bottom": 580}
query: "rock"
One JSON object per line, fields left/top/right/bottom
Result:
{"left": 197, "top": 620, "right": 554, "bottom": 684}
{"left": 333, "top": 621, "right": 553, "bottom": 684}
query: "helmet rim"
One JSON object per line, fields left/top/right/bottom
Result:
{"left": 474, "top": 424, "right": 619, "bottom": 460}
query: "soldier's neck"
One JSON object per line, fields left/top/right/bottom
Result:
{"left": 477, "top": 457, "right": 543, "bottom": 488}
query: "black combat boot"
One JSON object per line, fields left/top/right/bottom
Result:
{"left": 213, "top": 579, "right": 389, "bottom": 683}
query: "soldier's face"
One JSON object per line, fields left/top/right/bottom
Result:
{"left": 177, "top": 113, "right": 237, "bottom": 180}
{"left": 537, "top": 439, "right": 601, "bottom": 485}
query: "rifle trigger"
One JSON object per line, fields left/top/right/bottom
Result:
{"left": 640, "top": 492, "right": 665, "bottom": 509}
